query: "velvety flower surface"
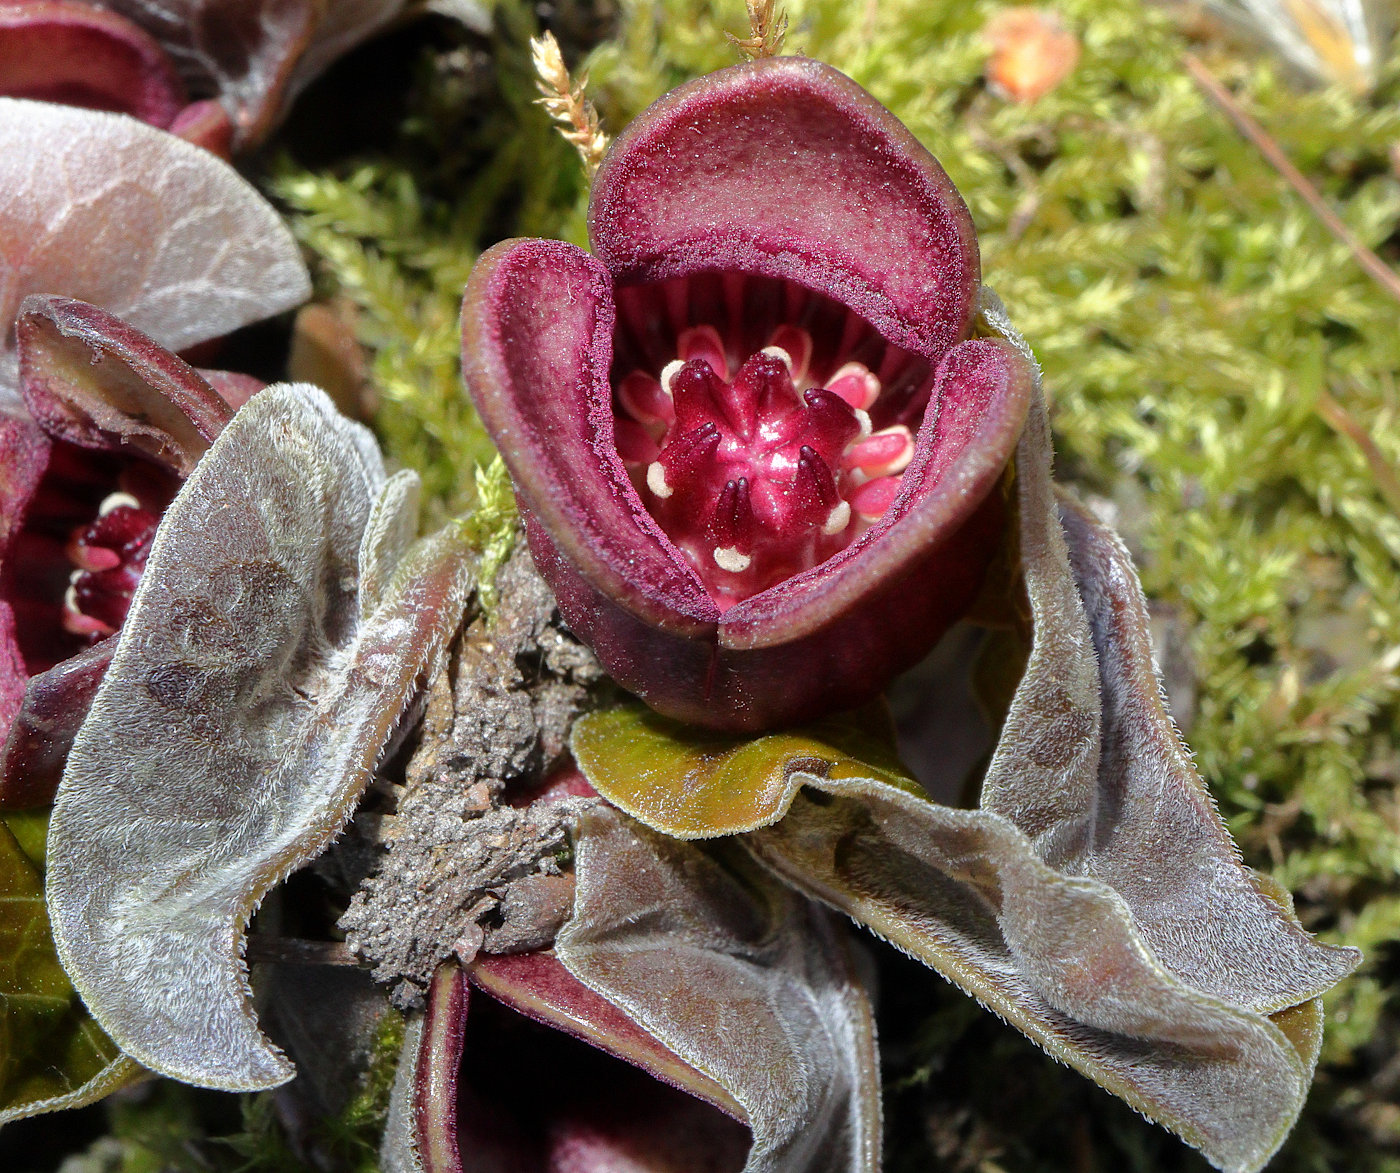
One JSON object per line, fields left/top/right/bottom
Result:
{"left": 462, "top": 56, "right": 1035, "bottom": 731}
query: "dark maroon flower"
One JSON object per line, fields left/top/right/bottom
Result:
{"left": 0, "top": 0, "right": 414, "bottom": 153}
{"left": 462, "top": 57, "right": 1035, "bottom": 731}
{"left": 405, "top": 956, "right": 751, "bottom": 1173}
{"left": 0, "top": 296, "right": 252, "bottom": 805}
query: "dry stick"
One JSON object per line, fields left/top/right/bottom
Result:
{"left": 1184, "top": 53, "right": 1400, "bottom": 306}
{"left": 730, "top": 0, "right": 787, "bottom": 59}
{"left": 245, "top": 937, "right": 366, "bottom": 967}
{"left": 1316, "top": 390, "right": 1400, "bottom": 516}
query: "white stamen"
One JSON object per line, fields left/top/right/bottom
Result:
{"left": 822, "top": 501, "right": 852, "bottom": 536}
{"left": 660, "top": 359, "right": 686, "bottom": 397}
{"left": 714, "top": 546, "right": 752, "bottom": 572}
{"left": 760, "top": 345, "right": 794, "bottom": 372}
{"left": 98, "top": 491, "right": 140, "bottom": 516}
{"left": 854, "top": 409, "right": 872, "bottom": 438}
{"left": 646, "top": 462, "right": 673, "bottom": 499}
{"left": 64, "top": 583, "right": 80, "bottom": 612}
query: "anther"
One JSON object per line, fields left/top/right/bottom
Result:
{"left": 98, "top": 491, "right": 140, "bottom": 516}
{"left": 822, "top": 501, "right": 852, "bottom": 536}
{"left": 646, "top": 462, "right": 673, "bottom": 499}
{"left": 660, "top": 359, "right": 686, "bottom": 397}
{"left": 714, "top": 547, "right": 752, "bottom": 573}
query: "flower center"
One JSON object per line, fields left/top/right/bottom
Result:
{"left": 614, "top": 323, "right": 915, "bottom": 609}
{"left": 63, "top": 491, "right": 160, "bottom": 640}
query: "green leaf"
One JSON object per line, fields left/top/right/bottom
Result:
{"left": 0, "top": 811, "right": 138, "bottom": 1125}
{"left": 570, "top": 702, "right": 923, "bottom": 839}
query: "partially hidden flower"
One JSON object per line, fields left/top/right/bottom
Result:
{"left": 0, "top": 0, "right": 416, "bottom": 152}
{"left": 462, "top": 56, "right": 1035, "bottom": 731}
{"left": 388, "top": 937, "right": 755, "bottom": 1172}
{"left": 0, "top": 96, "right": 311, "bottom": 805}
{"left": 0, "top": 297, "right": 255, "bottom": 806}
{"left": 381, "top": 790, "right": 880, "bottom": 1173}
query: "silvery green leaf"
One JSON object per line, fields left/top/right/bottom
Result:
{"left": 46, "top": 383, "right": 473, "bottom": 1091}
{"left": 976, "top": 290, "right": 1356, "bottom": 1016}
{"left": 556, "top": 805, "right": 880, "bottom": 1173}
{"left": 740, "top": 291, "right": 1358, "bottom": 1173}
{"left": 0, "top": 98, "right": 310, "bottom": 407}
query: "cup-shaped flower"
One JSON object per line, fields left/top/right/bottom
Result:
{"left": 462, "top": 57, "right": 1035, "bottom": 732}
{"left": 0, "top": 297, "right": 254, "bottom": 806}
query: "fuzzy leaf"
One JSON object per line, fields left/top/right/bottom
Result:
{"left": 0, "top": 98, "right": 310, "bottom": 406}
{"left": 570, "top": 703, "right": 919, "bottom": 838}
{"left": 0, "top": 812, "right": 139, "bottom": 1125}
{"left": 93, "top": 0, "right": 317, "bottom": 149}
{"left": 46, "top": 384, "right": 474, "bottom": 1091}
{"left": 95, "top": 0, "right": 409, "bottom": 149}
{"left": 555, "top": 805, "right": 881, "bottom": 1173}
{"left": 737, "top": 292, "right": 1358, "bottom": 1173}
{"left": 974, "top": 291, "right": 1358, "bottom": 1015}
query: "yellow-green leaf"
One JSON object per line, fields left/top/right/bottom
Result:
{"left": 0, "top": 812, "right": 138, "bottom": 1125}
{"left": 571, "top": 703, "right": 923, "bottom": 839}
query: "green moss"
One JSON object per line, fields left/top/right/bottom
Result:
{"left": 259, "top": 1, "right": 1400, "bottom": 1166}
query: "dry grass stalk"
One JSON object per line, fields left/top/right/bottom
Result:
{"left": 531, "top": 31, "right": 609, "bottom": 176}
{"left": 730, "top": 0, "right": 788, "bottom": 58}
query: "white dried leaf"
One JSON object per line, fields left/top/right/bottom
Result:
{"left": 46, "top": 383, "right": 473, "bottom": 1090}
{"left": 556, "top": 805, "right": 881, "bottom": 1173}
{"left": 0, "top": 99, "right": 310, "bottom": 405}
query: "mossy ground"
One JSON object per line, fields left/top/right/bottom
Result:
{"left": 9, "top": 0, "right": 1398, "bottom": 1168}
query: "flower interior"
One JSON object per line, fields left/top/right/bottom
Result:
{"left": 612, "top": 273, "right": 935, "bottom": 610}
{"left": 455, "top": 988, "right": 750, "bottom": 1171}
{"left": 5, "top": 444, "right": 174, "bottom": 668}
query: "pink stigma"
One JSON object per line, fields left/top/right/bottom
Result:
{"left": 614, "top": 325, "right": 914, "bottom": 608}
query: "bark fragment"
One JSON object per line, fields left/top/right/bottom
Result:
{"left": 341, "top": 547, "right": 606, "bottom": 1006}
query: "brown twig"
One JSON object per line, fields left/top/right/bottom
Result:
{"left": 1316, "top": 390, "right": 1400, "bottom": 516}
{"left": 1183, "top": 52, "right": 1400, "bottom": 307}
{"left": 245, "top": 937, "right": 366, "bottom": 967}
{"left": 531, "top": 32, "right": 609, "bottom": 176}
{"left": 729, "top": 0, "right": 787, "bottom": 59}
